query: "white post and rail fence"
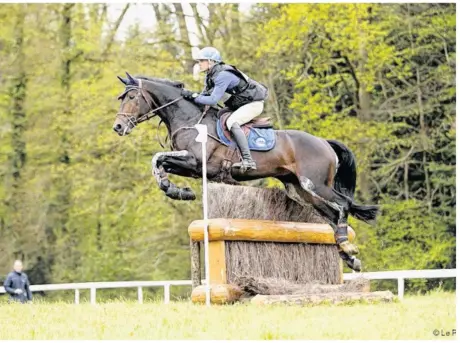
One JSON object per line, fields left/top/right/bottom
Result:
{"left": 0, "top": 269, "right": 456, "bottom": 304}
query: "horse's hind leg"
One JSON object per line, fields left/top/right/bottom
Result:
{"left": 298, "top": 178, "right": 356, "bottom": 246}
{"left": 290, "top": 178, "right": 362, "bottom": 272}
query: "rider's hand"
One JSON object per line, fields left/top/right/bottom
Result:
{"left": 14, "top": 289, "right": 23, "bottom": 294}
{"left": 181, "top": 89, "right": 199, "bottom": 101}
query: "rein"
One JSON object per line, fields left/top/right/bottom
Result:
{"left": 168, "top": 106, "right": 227, "bottom": 150}
{"left": 117, "top": 79, "right": 227, "bottom": 149}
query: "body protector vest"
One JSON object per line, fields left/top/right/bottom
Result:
{"left": 204, "top": 63, "right": 269, "bottom": 111}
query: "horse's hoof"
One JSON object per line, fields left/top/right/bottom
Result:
{"left": 164, "top": 184, "right": 195, "bottom": 201}
{"left": 339, "top": 241, "right": 359, "bottom": 255}
{"left": 346, "top": 256, "right": 362, "bottom": 272}
{"left": 180, "top": 188, "right": 196, "bottom": 201}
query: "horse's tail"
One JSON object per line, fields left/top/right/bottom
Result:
{"left": 327, "top": 139, "right": 356, "bottom": 200}
{"left": 327, "top": 139, "right": 379, "bottom": 224}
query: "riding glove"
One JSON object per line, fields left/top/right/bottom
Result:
{"left": 181, "top": 89, "right": 199, "bottom": 101}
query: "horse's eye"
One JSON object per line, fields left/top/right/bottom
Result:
{"left": 129, "top": 94, "right": 135, "bottom": 100}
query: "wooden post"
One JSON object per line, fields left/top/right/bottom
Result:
{"left": 190, "top": 239, "right": 201, "bottom": 288}
{"left": 338, "top": 258, "right": 344, "bottom": 284}
{"left": 209, "top": 241, "right": 227, "bottom": 284}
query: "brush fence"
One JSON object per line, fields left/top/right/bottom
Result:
{"left": 188, "top": 218, "right": 356, "bottom": 304}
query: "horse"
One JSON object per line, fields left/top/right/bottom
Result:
{"left": 113, "top": 72, "right": 379, "bottom": 272}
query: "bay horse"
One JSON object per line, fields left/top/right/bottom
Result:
{"left": 113, "top": 72, "right": 379, "bottom": 272}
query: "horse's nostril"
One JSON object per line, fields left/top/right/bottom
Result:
{"left": 114, "top": 124, "right": 122, "bottom": 132}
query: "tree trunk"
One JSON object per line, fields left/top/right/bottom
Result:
{"left": 6, "top": 4, "right": 28, "bottom": 260}
{"left": 230, "top": 4, "right": 241, "bottom": 41}
{"left": 356, "top": 5, "right": 372, "bottom": 201}
{"left": 9, "top": 5, "right": 27, "bottom": 186}
{"left": 152, "top": 3, "right": 161, "bottom": 23}
{"left": 190, "top": 3, "right": 208, "bottom": 45}
{"left": 152, "top": 4, "right": 179, "bottom": 57}
{"left": 101, "top": 4, "right": 129, "bottom": 59}
{"left": 173, "top": 3, "right": 194, "bottom": 72}
{"left": 49, "top": 3, "right": 74, "bottom": 247}
{"left": 408, "top": 4, "right": 431, "bottom": 211}
{"left": 58, "top": 4, "right": 73, "bottom": 167}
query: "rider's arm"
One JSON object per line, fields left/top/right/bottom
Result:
{"left": 194, "top": 72, "right": 239, "bottom": 106}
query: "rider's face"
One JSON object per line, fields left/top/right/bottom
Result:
{"left": 198, "top": 59, "right": 211, "bottom": 72}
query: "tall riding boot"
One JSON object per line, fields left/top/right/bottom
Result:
{"left": 230, "top": 123, "right": 257, "bottom": 172}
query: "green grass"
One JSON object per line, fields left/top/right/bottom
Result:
{"left": 0, "top": 291, "right": 455, "bottom": 340}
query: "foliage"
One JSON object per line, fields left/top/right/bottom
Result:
{"left": 0, "top": 3, "right": 455, "bottom": 293}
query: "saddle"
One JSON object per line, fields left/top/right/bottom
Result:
{"left": 218, "top": 108, "right": 273, "bottom": 142}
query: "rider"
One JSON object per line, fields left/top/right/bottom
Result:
{"left": 181, "top": 47, "right": 269, "bottom": 172}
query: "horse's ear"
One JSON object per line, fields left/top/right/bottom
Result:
{"left": 117, "top": 75, "right": 128, "bottom": 85}
{"left": 125, "top": 71, "right": 138, "bottom": 86}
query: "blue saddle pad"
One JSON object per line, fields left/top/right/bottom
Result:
{"left": 216, "top": 119, "right": 276, "bottom": 152}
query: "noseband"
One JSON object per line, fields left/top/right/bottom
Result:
{"left": 116, "top": 79, "right": 183, "bottom": 127}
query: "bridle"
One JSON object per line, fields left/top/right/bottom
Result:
{"left": 116, "top": 78, "right": 183, "bottom": 128}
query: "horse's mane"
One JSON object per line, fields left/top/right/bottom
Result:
{"left": 135, "top": 75, "right": 184, "bottom": 89}
{"left": 133, "top": 75, "right": 219, "bottom": 119}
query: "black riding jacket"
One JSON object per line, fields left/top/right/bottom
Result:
{"left": 203, "top": 63, "right": 268, "bottom": 111}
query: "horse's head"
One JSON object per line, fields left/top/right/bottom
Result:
{"left": 113, "top": 72, "right": 154, "bottom": 136}
{"left": 113, "top": 72, "right": 187, "bottom": 136}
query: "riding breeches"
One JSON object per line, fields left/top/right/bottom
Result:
{"left": 226, "top": 101, "right": 264, "bottom": 130}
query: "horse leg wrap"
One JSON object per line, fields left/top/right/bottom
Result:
{"left": 334, "top": 223, "right": 349, "bottom": 244}
{"left": 159, "top": 178, "right": 170, "bottom": 192}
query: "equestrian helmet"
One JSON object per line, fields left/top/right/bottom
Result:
{"left": 196, "top": 47, "right": 222, "bottom": 63}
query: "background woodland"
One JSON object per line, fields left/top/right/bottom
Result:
{"left": 0, "top": 3, "right": 455, "bottom": 298}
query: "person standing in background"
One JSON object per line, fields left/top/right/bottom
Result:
{"left": 3, "top": 260, "right": 32, "bottom": 303}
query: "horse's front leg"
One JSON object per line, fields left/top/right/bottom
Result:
{"left": 151, "top": 151, "right": 198, "bottom": 201}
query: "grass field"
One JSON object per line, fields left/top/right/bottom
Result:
{"left": 0, "top": 291, "right": 455, "bottom": 340}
